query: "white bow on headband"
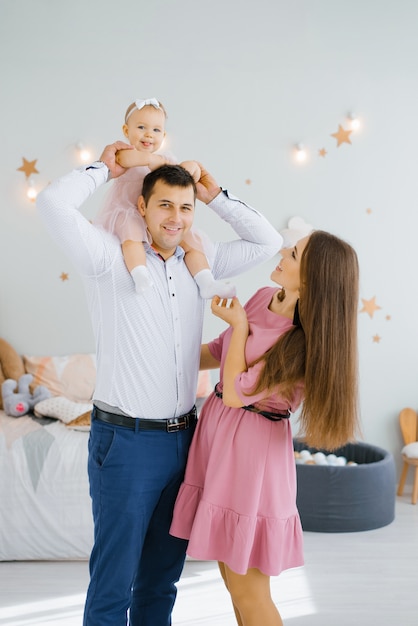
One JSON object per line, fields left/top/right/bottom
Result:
{"left": 126, "top": 98, "right": 162, "bottom": 121}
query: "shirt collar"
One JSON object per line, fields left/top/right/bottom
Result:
{"left": 146, "top": 243, "right": 185, "bottom": 262}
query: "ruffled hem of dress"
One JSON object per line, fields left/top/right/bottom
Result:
{"left": 170, "top": 483, "right": 304, "bottom": 576}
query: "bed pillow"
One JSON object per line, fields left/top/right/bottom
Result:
{"left": 33, "top": 396, "right": 93, "bottom": 424}
{"left": 24, "top": 353, "right": 211, "bottom": 405}
{"left": 23, "top": 353, "right": 96, "bottom": 403}
{"left": 33, "top": 370, "right": 213, "bottom": 431}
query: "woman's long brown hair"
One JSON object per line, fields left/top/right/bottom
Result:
{"left": 250, "top": 231, "right": 360, "bottom": 450}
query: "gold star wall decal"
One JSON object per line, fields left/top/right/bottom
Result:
{"left": 372, "top": 334, "right": 381, "bottom": 343}
{"left": 60, "top": 272, "right": 69, "bottom": 281}
{"left": 360, "top": 296, "right": 382, "bottom": 318}
{"left": 318, "top": 148, "right": 327, "bottom": 157}
{"left": 17, "top": 157, "right": 39, "bottom": 178}
{"left": 330, "top": 125, "right": 352, "bottom": 147}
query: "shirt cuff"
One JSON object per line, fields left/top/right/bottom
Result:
{"left": 207, "top": 188, "right": 261, "bottom": 218}
{"left": 83, "top": 161, "right": 110, "bottom": 185}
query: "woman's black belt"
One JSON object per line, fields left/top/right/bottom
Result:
{"left": 214, "top": 383, "right": 290, "bottom": 422}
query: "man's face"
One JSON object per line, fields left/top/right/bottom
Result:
{"left": 138, "top": 181, "right": 195, "bottom": 259}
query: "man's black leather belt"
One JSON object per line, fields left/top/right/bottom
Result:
{"left": 93, "top": 405, "right": 197, "bottom": 432}
{"left": 214, "top": 383, "right": 290, "bottom": 422}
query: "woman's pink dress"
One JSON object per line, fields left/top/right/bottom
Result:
{"left": 170, "top": 287, "right": 304, "bottom": 576}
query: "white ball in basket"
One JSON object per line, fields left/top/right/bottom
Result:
{"left": 326, "top": 454, "right": 338, "bottom": 465}
{"left": 335, "top": 456, "right": 347, "bottom": 466}
{"left": 299, "top": 449, "right": 313, "bottom": 461}
{"left": 313, "top": 452, "right": 328, "bottom": 465}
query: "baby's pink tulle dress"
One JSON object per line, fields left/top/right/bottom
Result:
{"left": 94, "top": 157, "right": 209, "bottom": 254}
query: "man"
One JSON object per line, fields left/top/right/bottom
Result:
{"left": 37, "top": 140, "right": 282, "bottom": 626}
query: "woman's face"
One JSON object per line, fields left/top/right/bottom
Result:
{"left": 270, "top": 236, "right": 310, "bottom": 293}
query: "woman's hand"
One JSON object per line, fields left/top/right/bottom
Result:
{"left": 213, "top": 297, "right": 249, "bottom": 407}
{"left": 211, "top": 296, "right": 249, "bottom": 332}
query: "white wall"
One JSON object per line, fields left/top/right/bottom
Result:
{"left": 1, "top": 0, "right": 417, "bottom": 471}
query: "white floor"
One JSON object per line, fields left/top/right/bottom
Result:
{"left": 0, "top": 497, "right": 417, "bottom": 626}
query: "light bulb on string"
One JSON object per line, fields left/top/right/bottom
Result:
{"left": 347, "top": 112, "right": 361, "bottom": 131}
{"left": 76, "top": 142, "right": 92, "bottom": 163}
{"left": 294, "top": 143, "right": 308, "bottom": 163}
{"left": 26, "top": 178, "right": 37, "bottom": 202}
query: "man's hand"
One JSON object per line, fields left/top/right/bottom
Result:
{"left": 194, "top": 163, "right": 222, "bottom": 204}
{"left": 116, "top": 148, "right": 144, "bottom": 169}
{"left": 99, "top": 141, "right": 134, "bottom": 179}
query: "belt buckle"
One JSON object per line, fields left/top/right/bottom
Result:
{"left": 166, "top": 415, "right": 188, "bottom": 432}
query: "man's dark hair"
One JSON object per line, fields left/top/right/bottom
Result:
{"left": 141, "top": 165, "right": 197, "bottom": 204}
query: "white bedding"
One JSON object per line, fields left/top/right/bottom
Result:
{"left": 0, "top": 410, "right": 93, "bottom": 560}
{"left": 0, "top": 369, "right": 213, "bottom": 561}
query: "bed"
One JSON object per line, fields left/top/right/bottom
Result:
{"left": 0, "top": 410, "right": 93, "bottom": 560}
{"left": 0, "top": 348, "right": 212, "bottom": 561}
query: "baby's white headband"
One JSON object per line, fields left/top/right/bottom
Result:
{"left": 126, "top": 98, "right": 162, "bottom": 121}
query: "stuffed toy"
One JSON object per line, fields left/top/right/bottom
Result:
{"left": 280, "top": 216, "right": 314, "bottom": 249}
{"left": 2, "top": 373, "right": 51, "bottom": 417}
{"left": 0, "top": 337, "right": 26, "bottom": 410}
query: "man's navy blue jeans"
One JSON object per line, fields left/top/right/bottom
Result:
{"left": 83, "top": 409, "right": 196, "bottom": 626}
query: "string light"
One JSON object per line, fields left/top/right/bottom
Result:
{"left": 294, "top": 143, "right": 308, "bottom": 163}
{"left": 347, "top": 112, "right": 361, "bottom": 131}
{"left": 26, "top": 179, "right": 37, "bottom": 202}
{"left": 75, "top": 142, "right": 92, "bottom": 163}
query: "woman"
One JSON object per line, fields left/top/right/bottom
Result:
{"left": 170, "top": 231, "right": 360, "bottom": 626}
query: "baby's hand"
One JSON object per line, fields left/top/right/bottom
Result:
{"left": 148, "top": 154, "right": 170, "bottom": 170}
{"left": 116, "top": 149, "right": 146, "bottom": 168}
{"left": 180, "top": 160, "right": 201, "bottom": 183}
{"left": 211, "top": 296, "right": 248, "bottom": 331}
